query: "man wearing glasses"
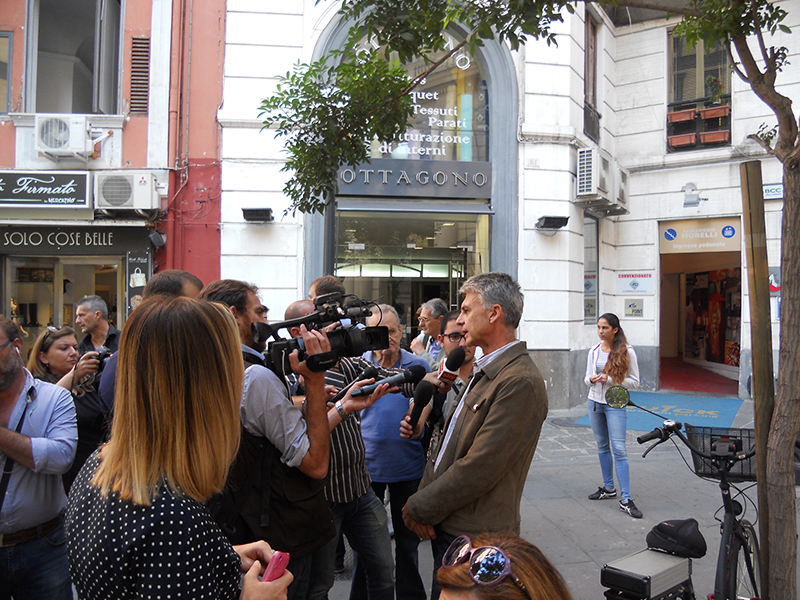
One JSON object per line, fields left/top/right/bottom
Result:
{"left": 401, "top": 272, "right": 548, "bottom": 600}
{"left": 410, "top": 298, "right": 448, "bottom": 369}
{"left": 0, "top": 316, "right": 78, "bottom": 599}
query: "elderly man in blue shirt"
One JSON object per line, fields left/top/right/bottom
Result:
{"left": 0, "top": 315, "right": 78, "bottom": 600}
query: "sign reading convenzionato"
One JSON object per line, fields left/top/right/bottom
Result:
{"left": 0, "top": 171, "right": 90, "bottom": 207}
{"left": 659, "top": 217, "right": 741, "bottom": 254}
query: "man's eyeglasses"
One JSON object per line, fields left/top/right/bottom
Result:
{"left": 0, "top": 339, "right": 13, "bottom": 351}
{"left": 442, "top": 332, "right": 465, "bottom": 343}
{"left": 442, "top": 536, "right": 528, "bottom": 595}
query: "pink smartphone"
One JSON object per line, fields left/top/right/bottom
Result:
{"left": 262, "top": 551, "right": 290, "bottom": 582}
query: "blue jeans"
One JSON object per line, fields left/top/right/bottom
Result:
{"left": 0, "top": 520, "right": 72, "bottom": 600}
{"left": 353, "top": 479, "right": 426, "bottom": 600}
{"left": 307, "top": 488, "right": 394, "bottom": 600}
{"left": 429, "top": 527, "right": 458, "bottom": 600}
{"left": 588, "top": 400, "right": 631, "bottom": 500}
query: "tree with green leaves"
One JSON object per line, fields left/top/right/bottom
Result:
{"left": 260, "top": 2, "right": 798, "bottom": 596}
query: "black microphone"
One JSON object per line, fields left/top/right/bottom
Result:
{"left": 407, "top": 380, "right": 435, "bottom": 431}
{"left": 437, "top": 347, "right": 466, "bottom": 384}
{"left": 351, "top": 365, "right": 427, "bottom": 397}
{"left": 328, "top": 366, "right": 379, "bottom": 404}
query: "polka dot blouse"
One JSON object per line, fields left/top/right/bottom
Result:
{"left": 65, "top": 452, "right": 241, "bottom": 599}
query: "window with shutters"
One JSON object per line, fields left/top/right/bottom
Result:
{"left": 667, "top": 31, "right": 731, "bottom": 151}
{"left": 130, "top": 38, "right": 150, "bottom": 114}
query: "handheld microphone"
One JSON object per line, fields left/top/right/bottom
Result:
{"left": 407, "top": 380, "right": 435, "bottom": 431}
{"left": 437, "top": 347, "right": 466, "bottom": 384}
{"left": 351, "top": 364, "right": 427, "bottom": 397}
{"left": 328, "top": 366, "right": 379, "bottom": 404}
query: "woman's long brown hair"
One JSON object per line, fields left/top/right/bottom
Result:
{"left": 599, "top": 312, "right": 630, "bottom": 385}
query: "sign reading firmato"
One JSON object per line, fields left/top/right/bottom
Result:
{"left": 659, "top": 217, "right": 741, "bottom": 254}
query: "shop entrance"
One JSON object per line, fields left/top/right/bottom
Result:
{"left": 660, "top": 251, "right": 741, "bottom": 394}
{"left": 6, "top": 256, "right": 123, "bottom": 360}
{"left": 333, "top": 209, "right": 489, "bottom": 346}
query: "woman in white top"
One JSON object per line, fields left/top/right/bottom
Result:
{"left": 584, "top": 313, "right": 642, "bottom": 519}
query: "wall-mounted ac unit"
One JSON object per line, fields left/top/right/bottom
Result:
{"left": 35, "top": 114, "right": 92, "bottom": 158}
{"left": 576, "top": 147, "right": 612, "bottom": 206}
{"left": 94, "top": 171, "right": 159, "bottom": 210}
{"left": 606, "top": 163, "right": 631, "bottom": 216}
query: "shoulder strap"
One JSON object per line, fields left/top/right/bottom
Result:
{"left": 0, "top": 389, "right": 32, "bottom": 514}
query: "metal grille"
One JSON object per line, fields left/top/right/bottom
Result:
{"left": 130, "top": 38, "right": 150, "bottom": 114}
{"left": 577, "top": 148, "right": 595, "bottom": 196}
{"left": 100, "top": 175, "right": 133, "bottom": 207}
{"left": 39, "top": 118, "right": 70, "bottom": 149}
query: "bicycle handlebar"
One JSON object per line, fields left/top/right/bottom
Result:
{"left": 637, "top": 420, "right": 756, "bottom": 464}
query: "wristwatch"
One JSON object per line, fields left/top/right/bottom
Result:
{"left": 335, "top": 399, "right": 350, "bottom": 420}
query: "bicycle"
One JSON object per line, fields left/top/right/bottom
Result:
{"left": 600, "top": 386, "right": 761, "bottom": 600}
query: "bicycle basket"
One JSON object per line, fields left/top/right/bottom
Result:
{"left": 684, "top": 425, "right": 757, "bottom": 483}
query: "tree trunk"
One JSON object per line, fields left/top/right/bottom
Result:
{"left": 767, "top": 157, "right": 800, "bottom": 600}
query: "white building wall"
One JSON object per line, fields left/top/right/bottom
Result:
{"left": 219, "top": 0, "right": 796, "bottom": 403}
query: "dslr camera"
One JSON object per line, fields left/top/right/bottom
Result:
{"left": 252, "top": 292, "right": 389, "bottom": 378}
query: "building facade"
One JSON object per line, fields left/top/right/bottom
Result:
{"left": 0, "top": 0, "right": 225, "bottom": 358}
{"left": 219, "top": 1, "right": 792, "bottom": 408}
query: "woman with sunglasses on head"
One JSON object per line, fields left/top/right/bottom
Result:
{"left": 585, "top": 312, "right": 641, "bottom": 518}
{"left": 27, "top": 325, "right": 106, "bottom": 492}
{"left": 437, "top": 534, "right": 573, "bottom": 600}
{"left": 65, "top": 296, "right": 293, "bottom": 600}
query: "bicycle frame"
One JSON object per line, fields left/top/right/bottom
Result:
{"left": 644, "top": 425, "right": 760, "bottom": 600}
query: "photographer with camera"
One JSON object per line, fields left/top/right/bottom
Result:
{"left": 201, "top": 280, "right": 391, "bottom": 600}
{"left": 75, "top": 295, "right": 119, "bottom": 356}
{"left": 26, "top": 326, "right": 106, "bottom": 493}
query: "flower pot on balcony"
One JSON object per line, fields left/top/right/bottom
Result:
{"left": 700, "top": 130, "right": 730, "bottom": 144}
{"left": 699, "top": 105, "right": 731, "bottom": 120}
{"left": 667, "top": 109, "right": 697, "bottom": 123}
{"left": 668, "top": 133, "right": 697, "bottom": 148}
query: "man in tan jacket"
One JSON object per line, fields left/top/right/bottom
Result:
{"left": 401, "top": 272, "right": 548, "bottom": 600}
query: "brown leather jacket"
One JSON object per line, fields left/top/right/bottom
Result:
{"left": 405, "top": 341, "right": 548, "bottom": 537}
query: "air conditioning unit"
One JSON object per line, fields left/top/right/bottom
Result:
{"left": 576, "top": 147, "right": 612, "bottom": 206}
{"left": 606, "top": 163, "right": 631, "bottom": 216}
{"left": 94, "top": 171, "right": 159, "bottom": 210}
{"left": 35, "top": 114, "right": 92, "bottom": 157}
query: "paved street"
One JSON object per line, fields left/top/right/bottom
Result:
{"left": 331, "top": 397, "right": 800, "bottom": 600}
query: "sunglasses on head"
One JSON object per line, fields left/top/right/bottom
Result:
{"left": 442, "top": 536, "right": 528, "bottom": 595}
{"left": 42, "top": 325, "right": 75, "bottom": 343}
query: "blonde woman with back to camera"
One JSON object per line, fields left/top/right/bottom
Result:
{"left": 437, "top": 533, "right": 573, "bottom": 600}
{"left": 64, "top": 296, "right": 292, "bottom": 600}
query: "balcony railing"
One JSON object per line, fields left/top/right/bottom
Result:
{"left": 667, "top": 95, "right": 731, "bottom": 151}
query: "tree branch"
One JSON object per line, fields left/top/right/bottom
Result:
{"left": 728, "top": 44, "right": 749, "bottom": 83}
{"left": 747, "top": 133, "right": 775, "bottom": 154}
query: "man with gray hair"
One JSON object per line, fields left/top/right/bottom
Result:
{"left": 75, "top": 295, "right": 119, "bottom": 355}
{"left": 409, "top": 298, "right": 448, "bottom": 368}
{"left": 401, "top": 272, "right": 548, "bottom": 600}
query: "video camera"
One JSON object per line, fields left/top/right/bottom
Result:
{"left": 251, "top": 292, "right": 389, "bottom": 378}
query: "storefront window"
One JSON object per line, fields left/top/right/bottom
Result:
{"left": 7, "top": 256, "right": 121, "bottom": 360}
{"left": 334, "top": 210, "right": 489, "bottom": 344}
{"left": 584, "top": 216, "right": 598, "bottom": 323}
{"left": 361, "top": 32, "right": 489, "bottom": 163}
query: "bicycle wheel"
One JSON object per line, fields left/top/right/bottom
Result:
{"left": 724, "top": 520, "right": 761, "bottom": 600}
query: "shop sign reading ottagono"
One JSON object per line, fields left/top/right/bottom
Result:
{"left": 659, "top": 217, "right": 741, "bottom": 254}
{"left": 338, "top": 159, "right": 491, "bottom": 199}
{"left": 0, "top": 171, "right": 90, "bottom": 207}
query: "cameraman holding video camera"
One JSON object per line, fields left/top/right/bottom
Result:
{"left": 200, "top": 280, "right": 392, "bottom": 600}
